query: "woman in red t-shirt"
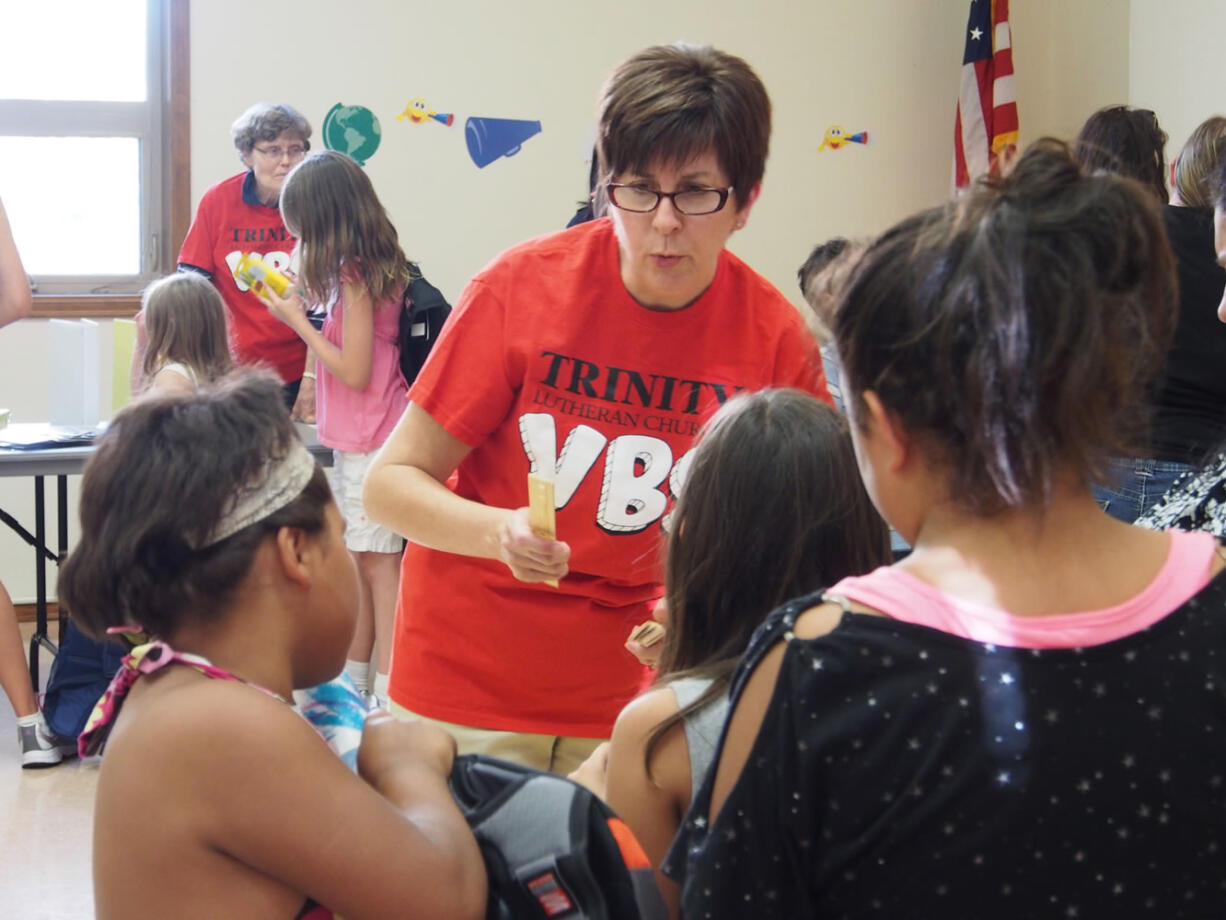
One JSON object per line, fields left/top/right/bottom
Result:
{"left": 365, "top": 44, "right": 826, "bottom": 773}
{"left": 135, "top": 103, "right": 315, "bottom": 416}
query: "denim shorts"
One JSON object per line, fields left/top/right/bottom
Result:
{"left": 1091, "top": 457, "right": 1195, "bottom": 525}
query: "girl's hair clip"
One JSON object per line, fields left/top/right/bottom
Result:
{"left": 106, "top": 625, "right": 146, "bottom": 635}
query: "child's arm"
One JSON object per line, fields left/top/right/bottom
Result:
{"left": 290, "top": 349, "right": 317, "bottom": 423}
{"left": 0, "top": 199, "right": 32, "bottom": 329}
{"left": 568, "top": 741, "right": 610, "bottom": 799}
{"left": 602, "top": 688, "right": 689, "bottom": 918}
{"left": 265, "top": 280, "right": 374, "bottom": 391}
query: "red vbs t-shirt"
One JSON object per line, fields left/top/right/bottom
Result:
{"left": 391, "top": 218, "right": 827, "bottom": 737}
{"left": 178, "top": 172, "right": 306, "bottom": 383}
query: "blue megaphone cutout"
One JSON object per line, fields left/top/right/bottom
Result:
{"left": 465, "top": 117, "right": 543, "bottom": 168}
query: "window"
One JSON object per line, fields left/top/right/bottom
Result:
{"left": 0, "top": 0, "right": 189, "bottom": 316}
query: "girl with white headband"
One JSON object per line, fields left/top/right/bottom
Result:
{"left": 59, "top": 371, "right": 485, "bottom": 920}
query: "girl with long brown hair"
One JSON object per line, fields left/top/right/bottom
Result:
{"left": 262, "top": 150, "right": 411, "bottom": 707}
{"left": 571, "top": 388, "right": 890, "bottom": 914}
{"left": 138, "top": 272, "right": 234, "bottom": 396}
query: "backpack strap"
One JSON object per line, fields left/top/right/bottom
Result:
{"left": 404, "top": 261, "right": 449, "bottom": 317}
{"left": 471, "top": 775, "right": 597, "bottom": 918}
{"left": 451, "top": 755, "right": 669, "bottom": 919}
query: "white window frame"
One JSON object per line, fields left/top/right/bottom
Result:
{"left": 0, "top": 0, "right": 187, "bottom": 312}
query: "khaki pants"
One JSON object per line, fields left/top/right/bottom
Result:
{"left": 388, "top": 701, "right": 605, "bottom": 776}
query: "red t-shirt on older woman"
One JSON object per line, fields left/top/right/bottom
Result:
{"left": 178, "top": 171, "right": 306, "bottom": 383}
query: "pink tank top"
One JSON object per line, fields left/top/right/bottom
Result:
{"left": 317, "top": 284, "right": 408, "bottom": 453}
{"left": 829, "top": 530, "right": 1218, "bottom": 649}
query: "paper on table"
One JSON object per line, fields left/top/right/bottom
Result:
{"left": 0, "top": 422, "right": 101, "bottom": 450}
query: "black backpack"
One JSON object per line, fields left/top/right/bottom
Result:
{"left": 449, "top": 754, "right": 668, "bottom": 920}
{"left": 399, "top": 262, "right": 451, "bottom": 387}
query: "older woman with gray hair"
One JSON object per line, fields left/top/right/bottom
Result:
{"left": 175, "top": 103, "right": 315, "bottom": 415}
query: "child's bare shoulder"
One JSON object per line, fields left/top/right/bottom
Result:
{"left": 793, "top": 600, "right": 851, "bottom": 640}
{"left": 609, "top": 685, "right": 692, "bottom": 801}
{"left": 102, "top": 677, "right": 321, "bottom": 791}
{"left": 612, "top": 686, "right": 681, "bottom": 740}
{"left": 148, "top": 366, "right": 195, "bottom": 395}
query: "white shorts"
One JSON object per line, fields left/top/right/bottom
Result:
{"left": 330, "top": 449, "right": 405, "bottom": 554}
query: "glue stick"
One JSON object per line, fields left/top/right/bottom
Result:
{"left": 234, "top": 253, "right": 292, "bottom": 298}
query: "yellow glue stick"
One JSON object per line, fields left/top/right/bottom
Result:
{"left": 234, "top": 253, "right": 291, "bottom": 298}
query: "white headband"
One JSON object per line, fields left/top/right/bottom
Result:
{"left": 199, "top": 439, "right": 317, "bottom": 548}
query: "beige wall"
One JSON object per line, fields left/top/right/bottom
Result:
{"left": 0, "top": 0, "right": 1138, "bottom": 599}
{"left": 1130, "top": 0, "right": 1225, "bottom": 169}
{"left": 1012, "top": 0, "right": 1131, "bottom": 142}
{"left": 187, "top": 0, "right": 976, "bottom": 306}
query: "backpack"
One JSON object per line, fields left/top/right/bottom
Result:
{"left": 41, "top": 619, "right": 130, "bottom": 740}
{"left": 449, "top": 754, "right": 668, "bottom": 920}
{"left": 398, "top": 262, "right": 451, "bottom": 387}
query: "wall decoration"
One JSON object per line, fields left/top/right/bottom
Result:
{"left": 322, "top": 103, "right": 383, "bottom": 165}
{"left": 112, "top": 318, "right": 137, "bottom": 411}
{"left": 397, "top": 97, "right": 455, "bottom": 127}
{"left": 819, "top": 125, "right": 869, "bottom": 151}
{"left": 465, "top": 117, "right": 542, "bottom": 168}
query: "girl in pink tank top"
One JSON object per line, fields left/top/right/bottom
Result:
{"left": 262, "top": 151, "right": 412, "bottom": 708}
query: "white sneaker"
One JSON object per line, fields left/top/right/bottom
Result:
{"left": 18, "top": 715, "right": 75, "bottom": 769}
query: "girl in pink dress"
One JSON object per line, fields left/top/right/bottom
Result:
{"left": 264, "top": 151, "right": 411, "bottom": 707}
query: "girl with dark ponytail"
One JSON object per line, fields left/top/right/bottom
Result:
{"left": 674, "top": 140, "right": 1226, "bottom": 919}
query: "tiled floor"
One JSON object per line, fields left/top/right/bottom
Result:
{"left": 0, "top": 623, "right": 96, "bottom": 919}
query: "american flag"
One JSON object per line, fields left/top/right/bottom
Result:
{"left": 953, "top": 0, "right": 1019, "bottom": 188}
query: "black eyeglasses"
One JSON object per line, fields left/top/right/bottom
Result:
{"left": 606, "top": 183, "right": 734, "bottom": 216}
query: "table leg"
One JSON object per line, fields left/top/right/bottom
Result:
{"left": 31, "top": 475, "right": 46, "bottom": 690}
{"left": 57, "top": 473, "right": 67, "bottom": 645}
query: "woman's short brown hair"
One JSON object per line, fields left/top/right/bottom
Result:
{"left": 595, "top": 44, "right": 770, "bottom": 211}
{"left": 836, "top": 138, "right": 1177, "bottom": 514}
